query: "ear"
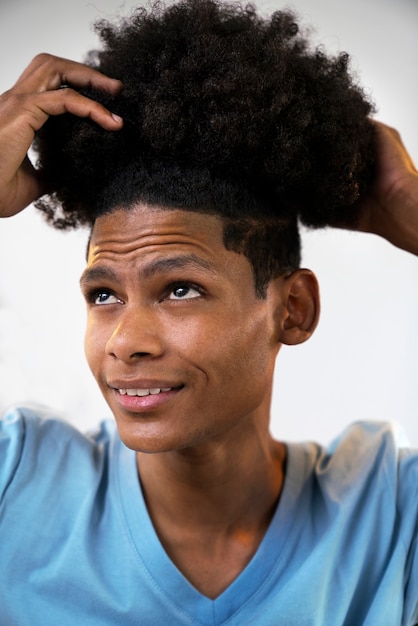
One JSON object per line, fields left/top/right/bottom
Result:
{"left": 276, "top": 269, "right": 320, "bottom": 346}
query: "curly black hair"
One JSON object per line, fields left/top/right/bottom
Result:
{"left": 34, "top": 0, "right": 376, "bottom": 295}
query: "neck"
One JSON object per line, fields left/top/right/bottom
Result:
{"left": 136, "top": 419, "right": 286, "bottom": 597}
{"left": 138, "top": 426, "right": 285, "bottom": 528}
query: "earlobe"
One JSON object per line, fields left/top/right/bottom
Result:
{"left": 278, "top": 269, "right": 320, "bottom": 346}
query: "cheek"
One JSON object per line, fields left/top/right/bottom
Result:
{"left": 164, "top": 312, "right": 219, "bottom": 354}
{"left": 84, "top": 317, "right": 106, "bottom": 378}
{"left": 192, "top": 309, "right": 276, "bottom": 386}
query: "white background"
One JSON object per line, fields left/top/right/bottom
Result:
{"left": 0, "top": 0, "right": 417, "bottom": 445}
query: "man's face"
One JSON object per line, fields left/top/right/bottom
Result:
{"left": 81, "top": 203, "right": 285, "bottom": 453}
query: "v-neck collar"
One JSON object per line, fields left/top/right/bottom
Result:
{"left": 115, "top": 436, "right": 310, "bottom": 626}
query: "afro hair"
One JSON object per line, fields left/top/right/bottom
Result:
{"left": 34, "top": 0, "right": 376, "bottom": 293}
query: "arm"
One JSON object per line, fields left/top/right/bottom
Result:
{"left": 0, "top": 53, "right": 123, "bottom": 218}
{"left": 356, "top": 121, "right": 418, "bottom": 256}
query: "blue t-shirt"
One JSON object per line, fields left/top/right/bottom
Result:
{"left": 1, "top": 406, "right": 418, "bottom": 625}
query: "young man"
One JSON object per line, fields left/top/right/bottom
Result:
{"left": 1, "top": 1, "right": 418, "bottom": 623}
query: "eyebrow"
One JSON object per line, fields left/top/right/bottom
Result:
{"left": 141, "top": 254, "right": 217, "bottom": 279}
{"left": 80, "top": 253, "right": 218, "bottom": 288}
{"left": 80, "top": 266, "right": 118, "bottom": 289}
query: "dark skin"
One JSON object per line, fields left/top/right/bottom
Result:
{"left": 1, "top": 55, "right": 418, "bottom": 598}
{"left": 356, "top": 122, "right": 418, "bottom": 255}
{"left": 81, "top": 204, "right": 316, "bottom": 596}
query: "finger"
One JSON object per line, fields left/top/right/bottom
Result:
{"left": 14, "top": 53, "right": 123, "bottom": 96}
{"left": 28, "top": 88, "right": 124, "bottom": 131}
{"left": 0, "top": 88, "right": 122, "bottom": 177}
{"left": 0, "top": 89, "right": 122, "bottom": 169}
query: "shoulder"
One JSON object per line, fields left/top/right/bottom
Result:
{"left": 0, "top": 405, "right": 117, "bottom": 502}
{"left": 312, "top": 420, "right": 415, "bottom": 498}
{"left": 302, "top": 420, "right": 418, "bottom": 545}
{"left": 286, "top": 420, "right": 418, "bottom": 517}
{"left": 279, "top": 423, "right": 418, "bottom": 622}
{"left": 322, "top": 421, "right": 418, "bottom": 620}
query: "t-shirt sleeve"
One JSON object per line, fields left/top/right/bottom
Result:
{"left": 397, "top": 447, "right": 418, "bottom": 624}
{"left": 0, "top": 407, "right": 26, "bottom": 504}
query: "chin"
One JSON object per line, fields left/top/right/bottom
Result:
{"left": 117, "top": 416, "right": 229, "bottom": 457}
{"left": 114, "top": 419, "right": 200, "bottom": 455}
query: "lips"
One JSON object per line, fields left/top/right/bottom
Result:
{"left": 107, "top": 378, "right": 184, "bottom": 412}
{"left": 111, "top": 383, "right": 183, "bottom": 413}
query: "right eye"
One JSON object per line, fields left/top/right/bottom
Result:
{"left": 91, "top": 290, "right": 121, "bottom": 305}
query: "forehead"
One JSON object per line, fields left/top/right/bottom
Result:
{"left": 87, "top": 203, "right": 235, "bottom": 272}
{"left": 83, "top": 203, "right": 264, "bottom": 301}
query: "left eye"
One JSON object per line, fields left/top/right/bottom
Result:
{"left": 168, "top": 285, "right": 201, "bottom": 300}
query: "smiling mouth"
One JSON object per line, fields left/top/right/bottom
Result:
{"left": 118, "top": 387, "right": 180, "bottom": 397}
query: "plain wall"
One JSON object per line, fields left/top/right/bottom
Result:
{"left": 0, "top": 0, "right": 417, "bottom": 445}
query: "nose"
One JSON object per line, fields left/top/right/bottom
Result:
{"left": 105, "top": 304, "right": 164, "bottom": 362}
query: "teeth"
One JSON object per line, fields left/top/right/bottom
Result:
{"left": 136, "top": 389, "right": 151, "bottom": 397}
{"left": 118, "top": 387, "right": 173, "bottom": 397}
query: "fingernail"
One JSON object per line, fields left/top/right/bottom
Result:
{"left": 112, "top": 113, "right": 123, "bottom": 123}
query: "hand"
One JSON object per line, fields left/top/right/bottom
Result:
{"left": 0, "top": 53, "right": 123, "bottom": 218}
{"left": 357, "top": 121, "right": 418, "bottom": 255}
